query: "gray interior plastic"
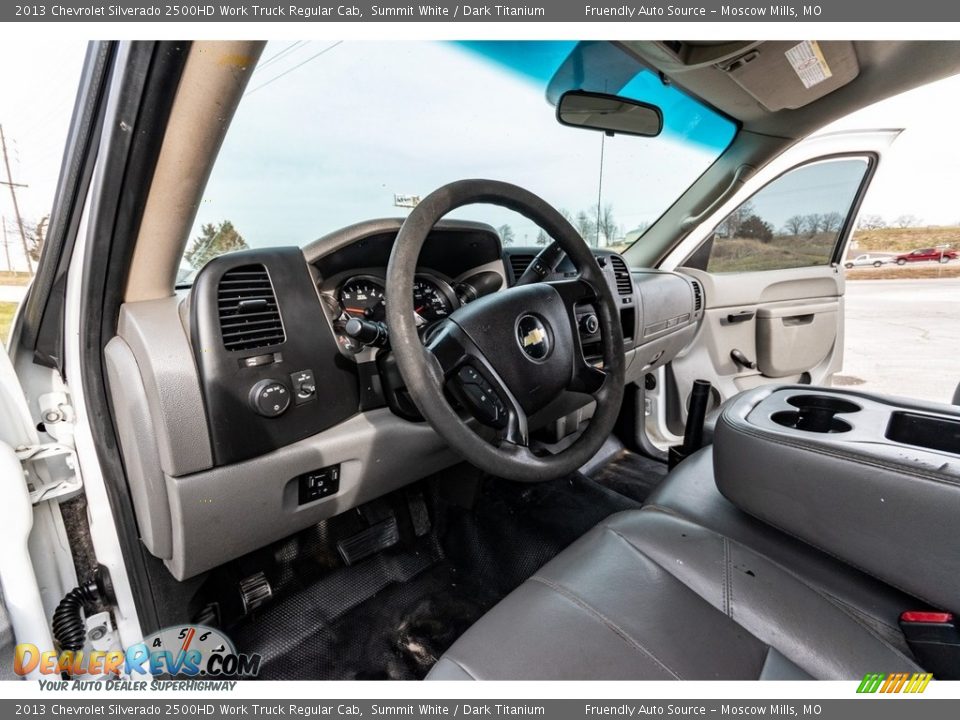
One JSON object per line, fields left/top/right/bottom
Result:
{"left": 755, "top": 300, "right": 838, "bottom": 378}
{"left": 105, "top": 253, "right": 705, "bottom": 579}
{"left": 623, "top": 270, "right": 702, "bottom": 384}
{"left": 164, "top": 408, "right": 459, "bottom": 579}
{"left": 117, "top": 297, "right": 213, "bottom": 476}
{"left": 104, "top": 337, "right": 173, "bottom": 558}
{"left": 109, "top": 296, "right": 464, "bottom": 579}
{"left": 714, "top": 385, "right": 960, "bottom": 613}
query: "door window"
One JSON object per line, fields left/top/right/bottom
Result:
{"left": 685, "top": 157, "right": 871, "bottom": 273}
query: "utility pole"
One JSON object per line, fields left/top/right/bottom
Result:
{"left": 1, "top": 216, "right": 12, "bottom": 272}
{"left": 0, "top": 124, "right": 33, "bottom": 274}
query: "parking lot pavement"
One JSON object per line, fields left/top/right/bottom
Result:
{"left": 840, "top": 278, "right": 960, "bottom": 404}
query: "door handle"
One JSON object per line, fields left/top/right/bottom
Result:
{"left": 730, "top": 349, "right": 757, "bottom": 370}
{"left": 727, "top": 311, "right": 755, "bottom": 324}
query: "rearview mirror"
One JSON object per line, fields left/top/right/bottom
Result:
{"left": 557, "top": 90, "right": 663, "bottom": 137}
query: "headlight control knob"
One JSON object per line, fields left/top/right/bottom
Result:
{"left": 579, "top": 313, "right": 599, "bottom": 335}
{"left": 249, "top": 379, "right": 291, "bottom": 418}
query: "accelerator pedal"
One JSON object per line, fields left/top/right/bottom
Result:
{"left": 337, "top": 517, "right": 400, "bottom": 566}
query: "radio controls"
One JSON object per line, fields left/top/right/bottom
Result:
{"left": 249, "top": 379, "right": 291, "bottom": 418}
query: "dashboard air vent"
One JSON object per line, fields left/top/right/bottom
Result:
{"left": 508, "top": 253, "right": 536, "bottom": 281}
{"left": 610, "top": 255, "right": 633, "bottom": 296}
{"left": 217, "top": 264, "right": 286, "bottom": 351}
{"left": 692, "top": 279, "right": 703, "bottom": 312}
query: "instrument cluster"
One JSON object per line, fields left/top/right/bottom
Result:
{"left": 333, "top": 273, "right": 459, "bottom": 353}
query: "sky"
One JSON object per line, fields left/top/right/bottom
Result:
{"left": 0, "top": 39, "right": 86, "bottom": 271}
{"left": 191, "top": 40, "right": 726, "bottom": 258}
{"left": 3, "top": 40, "right": 960, "bottom": 273}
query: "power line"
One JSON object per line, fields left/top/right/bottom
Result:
{"left": 245, "top": 41, "right": 344, "bottom": 97}
{"left": 254, "top": 41, "right": 307, "bottom": 73}
{"left": 0, "top": 124, "right": 32, "bottom": 274}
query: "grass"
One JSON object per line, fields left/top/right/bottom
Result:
{"left": 704, "top": 227, "right": 960, "bottom": 278}
{"left": 846, "top": 225, "right": 960, "bottom": 279}
{"left": 851, "top": 226, "right": 960, "bottom": 254}
{"left": 707, "top": 234, "right": 835, "bottom": 273}
{"left": 0, "top": 302, "right": 18, "bottom": 344}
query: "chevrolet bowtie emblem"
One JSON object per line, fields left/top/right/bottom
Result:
{"left": 516, "top": 315, "right": 550, "bottom": 360}
{"left": 522, "top": 327, "right": 546, "bottom": 348}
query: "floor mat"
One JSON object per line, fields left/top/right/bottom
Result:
{"left": 587, "top": 448, "right": 669, "bottom": 503}
{"left": 233, "top": 551, "right": 498, "bottom": 679}
{"left": 227, "top": 469, "right": 641, "bottom": 679}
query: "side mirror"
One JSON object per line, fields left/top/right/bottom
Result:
{"left": 557, "top": 90, "right": 663, "bottom": 138}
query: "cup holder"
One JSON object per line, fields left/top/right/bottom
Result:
{"left": 772, "top": 394, "right": 861, "bottom": 434}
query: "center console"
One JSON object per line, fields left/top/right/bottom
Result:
{"left": 713, "top": 385, "right": 960, "bottom": 613}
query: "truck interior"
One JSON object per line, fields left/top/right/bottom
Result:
{"left": 9, "top": 39, "right": 960, "bottom": 681}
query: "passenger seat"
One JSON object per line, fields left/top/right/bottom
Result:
{"left": 427, "top": 446, "right": 922, "bottom": 680}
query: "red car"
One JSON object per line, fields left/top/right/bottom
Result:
{"left": 895, "top": 247, "right": 958, "bottom": 264}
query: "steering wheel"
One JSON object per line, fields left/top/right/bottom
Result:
{"left": 386, "top": 179, "right": 625, "bottom": 482}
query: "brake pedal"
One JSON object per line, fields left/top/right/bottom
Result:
{"left": 239, "top": 571, "right": 273, "bottom": 614}
{"left": 337, "top": 517, "right": 400, "bottom": 565}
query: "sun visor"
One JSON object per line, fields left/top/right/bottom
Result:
{"left": 717, "top": 41, "right": 860, "bottom": 111}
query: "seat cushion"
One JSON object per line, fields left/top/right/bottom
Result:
{"left": 646, "top": 447, "right": 920, "bottom": 653}
{"left": 427, "top": 508, "right": 920, "bottom": 680}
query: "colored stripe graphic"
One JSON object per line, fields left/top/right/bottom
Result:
{"left": 857, "top": 672, "right": 932, "bottom": 694}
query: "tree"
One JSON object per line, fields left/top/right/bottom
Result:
{"left": 894, "top": 214, "right": 922, "bottom": 228}
{"left": 185, "top": 220, "right": 249, "bottom": 270}
{"left": 804, "top": 213, "right": 824, "bottom": 236}
{"left": 497, "top": 224, "right": 515, "bottom": 246}
{"left": 822, "top": 211, "right": 844, "bottom": 233}
{"left": 783, "top": 215, "right": 805, "bottom": 236}
{"left": 575, "top": 210, "right": 597, "bottom": 246}
{"left": 597, "top": 204, "right": 619, "bottom": 247}
{"left": 717, "top": 200, "right": 756, "bottom": 238}
{"left": 737, "top": 214, "right": 774, "bottom": 243}
{"left": 857, "top": 214, "right": 887, "bottom": 230}
{"left": 535, "top": 229, "right": 549, "bottom": 246}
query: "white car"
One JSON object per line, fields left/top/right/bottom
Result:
{"left": 844, "top": 253, "right": 892, "bottom": 268}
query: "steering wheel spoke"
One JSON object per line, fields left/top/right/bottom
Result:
{"left": 426, "top": 320, "right": 529, "bottom": 446}
{"left": 546, "top": 278, "right": 608, "bottom": 396}
{"left": 570, "top": 359, "right": 607, "bottom": 395}
{"left": 547, "top": 277, "right": 599, "bottom": 307}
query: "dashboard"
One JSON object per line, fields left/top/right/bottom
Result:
{"left": 107, "top": 216, "right": 704, "bottom": 581}
{"left": 305, "top": 218, "right": 506, "bottom": 357}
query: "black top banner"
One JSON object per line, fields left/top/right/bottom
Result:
{"left": 3, "top": 0, "right": 957, "bottom": 22}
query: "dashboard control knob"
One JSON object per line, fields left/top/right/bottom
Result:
{"left": 579, "top": 313, "right": 600, "bottom": 335}
{"left": 249, "top": 379, "right": 291, "bottom": 418}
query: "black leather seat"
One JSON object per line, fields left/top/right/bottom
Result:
{"left": 427, "top": 447, "right": 922, "bottom": 680}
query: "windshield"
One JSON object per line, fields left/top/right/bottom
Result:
{"left": 180, "top": 41, "right": 736, "bottom": 283}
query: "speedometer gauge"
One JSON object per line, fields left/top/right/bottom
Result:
{"left": 339, "top": 277, "right": 386, "bottom": 321}
{"left": 413, "top": 277, "right": 454, "bottom": 322}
